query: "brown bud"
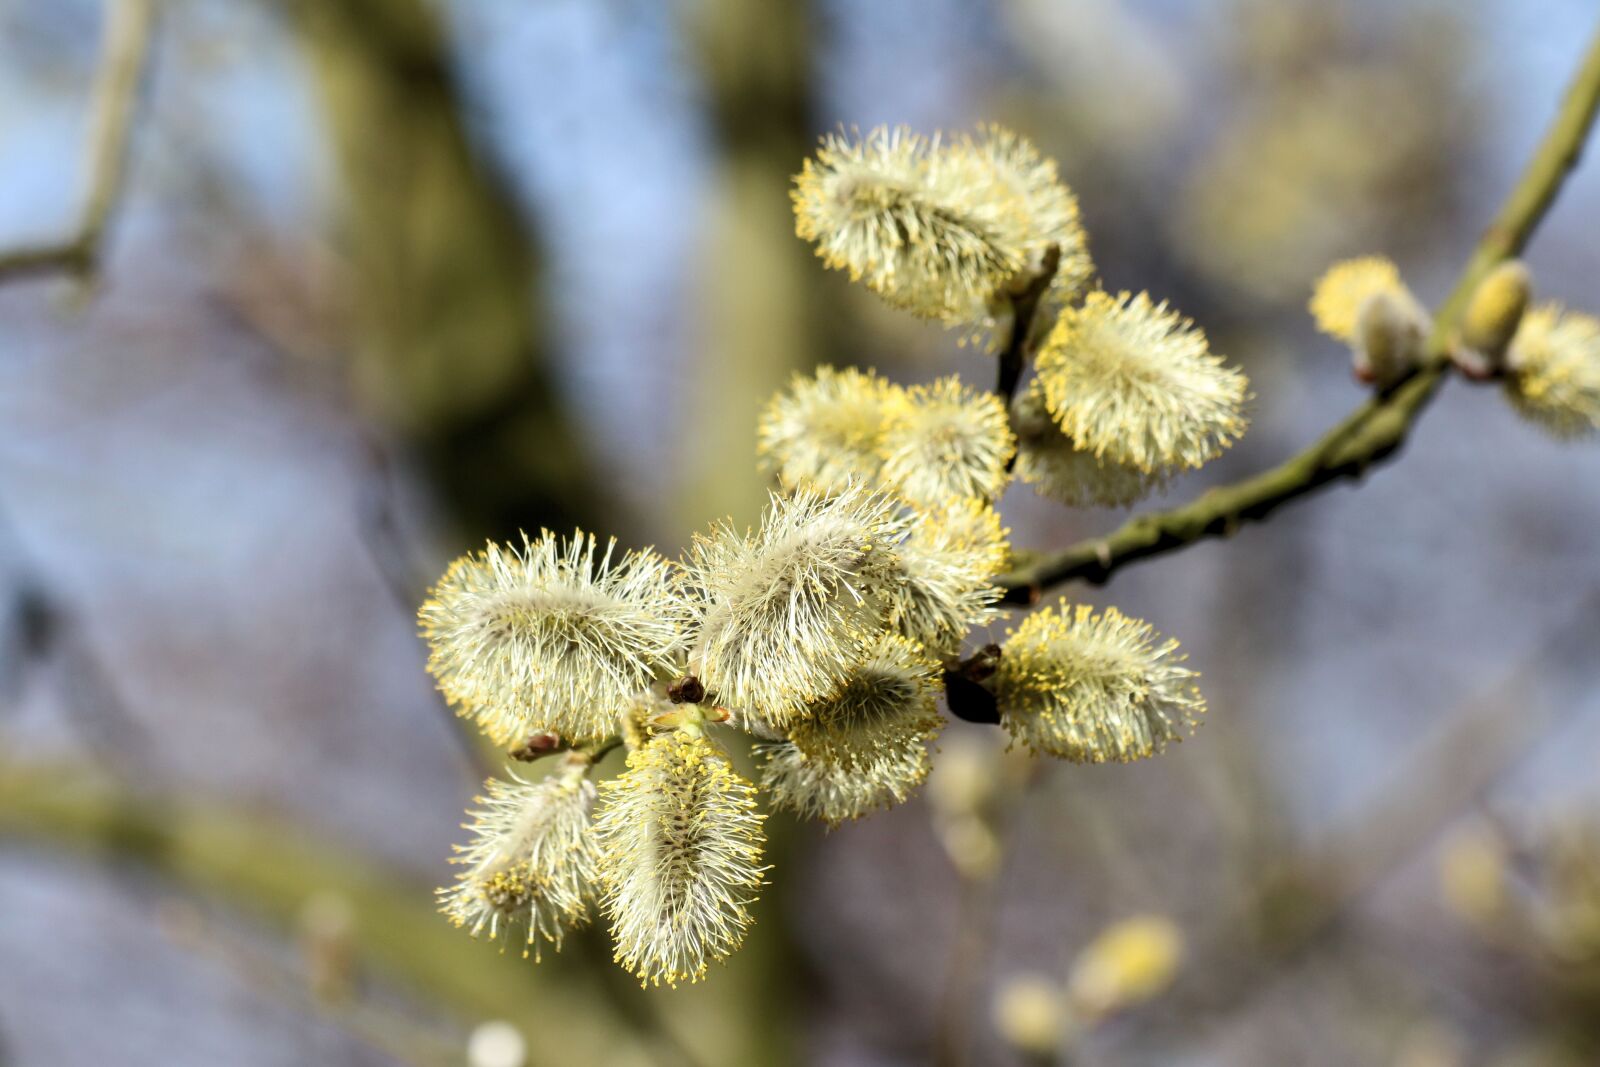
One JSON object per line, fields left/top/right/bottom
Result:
{"left": 667, "top": 675, "right": 706, "bottom": 704}
{"left": 508, "top": 731, "right": 561, "bottom": 761}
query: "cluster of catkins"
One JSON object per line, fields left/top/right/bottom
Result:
{"left": 1310, "top": 255, "right": 1600, "bottom": 437}
{"left": 425, "top": 124, "right": 1249, "bottom": 987}
{"left": 792, "top": 124, "right": 1252, "bottom": 506}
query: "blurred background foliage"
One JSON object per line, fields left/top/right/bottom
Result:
{"left": 0, "top": 0, "right": 1598, "bottom": 1064}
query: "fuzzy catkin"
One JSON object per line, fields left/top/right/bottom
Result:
{"left": 437, "top": 764, "right": 598, "bottom": 959}
{"left": 1460, "top": 260, "right": 1531, "bottom": 370}
{"left": 1011, "top": 385, "right": 1167, "bottom": 508}
{"left": 878, "top": 376, "right": 1015, "bottom": 506}
{"left": 1308, "top": 255, "right": 1432, "bottom": 384}
{"left": 1354, "top": 289, "right": 1429, "bottom": 386}
{"left": 758, "top": 365, "right": 903, "bottom": 494}
{"left": 594, "top": 730, "right": 767, "bottom": 986}
{"left": 791, "top": 125, "right": 1093, "bottom": 329}
{"left": 1309, "top": 255, "right": 1418, "bottom": 345}
{"left": 792, "top": 125, "right": 1021, "bottom": 323}
{"left": 883, "top": 502, "right": 1004, "bottom": 658}
{"left": 1034, "top": 292, "right": 1249, "bottom": 474}
{"left": 945, "top": 123, "right": 1094, "bottom": 311}
{"left": 419, "top": 530, "right": 685, "bottom": 744}
{"left": 759, "top": 635, "right": 944, "bottom": 825}
{"left": 684, "top": 484, "right": 909, "bottom": 727}
{"left": 997, "top": 602, "right": 1205, "bottom": 763}
{"left": 918, "top": 496, "right": 1010, "bottom": 577}
{"left": 1506, "top": 303, "right": 1600, "bottom": 438}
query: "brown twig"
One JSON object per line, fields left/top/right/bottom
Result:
{"left": 996, "top": 246, "right": 1062, "bottom": 475}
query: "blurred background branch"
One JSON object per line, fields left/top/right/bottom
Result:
{"left": 1133, "top": 592, "right": 1600, "bottom": 1049}
{"left": 0, "top": 759, "right": 683, "bottom": 1066}
{"left": 0, "top": 0, "right": 155, "bottom": 287}
{"left": 285, "top": 0, "right": 606, "bottom": 544}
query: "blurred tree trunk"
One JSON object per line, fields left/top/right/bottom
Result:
{"left": 268, "top": 7, "right": 798, "bottom": 1062}
{"left": 285, "top": 0, "right": 602, "bottom": 545}
{"left": 676, "top": 0, "right": 827, "bottom": 530}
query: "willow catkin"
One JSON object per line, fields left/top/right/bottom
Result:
{"left": 1506, "top": 303, "right": 1600, "bottom": 438}
{"left": 594, "top": 729, "right": 767, "bottom": 987}
{"left": 997, "top": 601, "right": 1205, "bottom": 763}
{"left": 759, "top": 635, "right": 945, "bottom": 825}
{"left": 1034, "top": 292, "right": 1249, "bottom": 474}
{"left": 792, "top": 125, "right": 1021, "bottom": 323}
{"left": 1012, "top": 384, "right": 1167, "bottom": 508}
{"left": 437, "top": 761, "right": 598, "bottom": 960}
{"left": 878, "top": 376, "right": 1015, "bottom": 506}
{"left": 420, "top": 531, "right": 684, "bottom": 744}
{"left": 883, "top": 501, "right": 1004, "bottom": 659}
{"left": 758, "top": 365, "right": 903, "bottom": 494}
{"left": 684, "top": 483, "right": 909, "bottom": 727}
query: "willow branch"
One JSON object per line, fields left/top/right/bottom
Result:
{"left": 999, "top": 22, "right": 1600, "bottom": 604}
{"left": 0, "top": 0, "right": 157, "bottom": 286}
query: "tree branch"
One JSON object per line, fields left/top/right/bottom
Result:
{"left": 999, "top": 20, "right": 1600, "bottom": 605}
{"left": 0, "top": 0, "right": 156, "bottom": 286}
